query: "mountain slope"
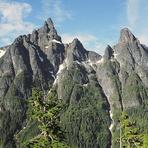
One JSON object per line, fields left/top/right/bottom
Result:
{"left": 0, "top": 18, "right": 148, "bottom": 148}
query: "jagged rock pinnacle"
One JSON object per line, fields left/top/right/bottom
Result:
{"left": 1, "top": 16, "right": 148, "bottom": 148}
{"left": 66, "top": 38, "right": 87, "bottom": 64}
{"left": 43, "top": 18, "right": 54, "bottom": 33}
{"left": 103, "top": 45, "right": 114, "bottom": 60}
{"left": 119, "top": 28, "right": 137, "bottom": 43}
{"left": 46, "top": 18, "right": 54, "bottom": 26}
{"left": 71, "top": 38, "right": 82, "bottom": 46}
{"left": 44, "top": 17, "right": 54, "bottom": 30}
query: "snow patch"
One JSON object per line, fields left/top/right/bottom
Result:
{"left": 109, "top": 110, "right": 114, "bottom": 132}
{"left": 49, "top": 71, "right": 55, "bottom": 79}
{"left": 45, "top": 39, "right": 62, "bottom": 49}
{"left": 37, "top": 50, "right": 44, "bottom": 62}
{"left": 45, "top": 45, "right": 49, "bottom": 49}
{"left": 88, "top": 59, "right": 91, "bottom": 63}
{"left": 51, "top": 39, "right": 62, "bottom": 44}
{"left": 57, "top": 62, "right": 66, "bottom": 75}
{"left": 0, "top": 49, "right": 6, "bottom": 58}
{"left": 83, "top": 59, "right": 96, "bottom": 68}
{"left": 51, "top": 74, "right": 56, "bottom": 79}
{"left": 109, "top": 110, "right": 114, "bottom": 148}
{"left": 53, "top": 77, "right": 58, "bottom": 86}
{"left": 52, "top": 74, "right": 55, "bottom": 79}
{"left": 96, "top": 58, "right": 104, "bottom": 64}
{"left": 75, "top": 60, "right": 81, "bottom": 65}
{"left": 48, "top": 89, "right": 52, "bottom": 95}
{"left": 114, "top": 53, "right": 118, "bottom": 59}
{"left": 16, "top": 69, "right": 23, "bottom": 76}
{"left": 53, "top": 60, "right": 67, "bottom": 86}
{"left": 49, "top": 70, "right": 53, "bottom": 74}
{"left": 86, "top": 58, "right": 105, "bottom": 66}
{"left": 87, "top": 59, "right": 95, "bottom": 67}
{"left": 138, "top": 72, "right": 144, "bottom": 78}
{"left": 83, "top": 83, "right": 88, "bottom": 87}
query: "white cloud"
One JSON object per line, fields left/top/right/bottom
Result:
{"left": 61, "top": 33, "right": 97, "bottom": 43}
{"left": 0, "top": 0, "right": 35, "bottom": 46}
{"left": 61, "top": 33, "right": 106, "bottom": 55}
{"left": 138, "top": 30, "right": 148, "bottom": 45}
{"left": 127, "top": 0, "right": 139, "bottom": 28}
{"left": 40, "top": 0, "right": 72, "bottom": 23}
{"left": 126, "top": 0, "right": 148, "bottom": 46}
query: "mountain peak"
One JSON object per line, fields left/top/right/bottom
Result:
{"left": 45, "top": 17, "right": 54, "bottom": 29}
{"left": 66, "top": 38, "right": 87, "bottom": 64}
{"left": 119, "top": 28, "right": 137, "bottom": 43}
{"left": 103, "top": 45, "right": 114, "bottom": 60}
{"left": 70, "top": 38, "right": 86, "bottom": 52}
{"left": 46, "top": 18, "right": 54, "bottom": 25}
{"left": 72, "top": 38, "right": 82, "bottom": 45}
{"left": 35, "top": 17, "right": 61, "bottom": 43}
{"left": 1, "top": 16, "right": 148, "bottom": 148}
{"left": 43, "top": 18, "right": 55, "bottom": 33}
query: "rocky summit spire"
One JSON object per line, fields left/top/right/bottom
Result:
{"left": 44, "top": 18, "right": 61, "bottom": 41}
{"left": 103, "top": 45, "right": 114, "bottom": 60}
{"left": 42, "top": 17, "right": 55, "bottom": 33}
{"left": 66, "top": 38, "right": 88, "bottom": 64}
{"left": 44, "top": 17, "right": 54, "bottom": 30}
{"left": 119, "top": 28, "right": 137, "bottom": 43}
{"left": 46, "top": 18, "right": 54, "bottom": 26}
{"left": 70, "top": 38, "right": 87, "bottom": 55}
{"left": 31, "top": 17, "right": 61, "bottom": 46}
{"left": 1, "top": 16, "right": 148, "bottom": 148}
{"left": 71, "top": 38, "right": 83, "bottom": 47}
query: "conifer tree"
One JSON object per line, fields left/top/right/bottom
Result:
{"left": 23, "top": 88, "right": 69, "bottom": 148}
{"left": 119, "top": 112, "right": 143, "bottom": 148}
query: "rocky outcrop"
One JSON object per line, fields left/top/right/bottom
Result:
{"left": 65, "top": 38, "right": 88, "bottom": 65}
{"left": 1, "top": 18, "right": 148, "bottom": 148}
{"left": 103, "top": 45, "right": 114, "bottom": 60}
{"left": 0, "top": 18, "right": 66, "bottom": 148}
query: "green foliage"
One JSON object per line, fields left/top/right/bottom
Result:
{"left": 115, "top": 112, "right": 148, "bottom": 148}
{"left": 112, "top": 72, "right": 148, "bottom": 148}
{"left": 60, "top": 80, "right": 111, "bottom": 148}
{"left": 122, "top": 72, "right": 148, "bottom": 105}
{"left": 127, "top": 107, "right": 148, "bottom": 133}
{"left": 142, "top": 134, "right": 148, "bottom": 148}
{"left": 15, "top": 120, "right": 40, "bottom": 147}
{"left": 0, "top": 95, "right": 27, "bottom": 148}
{"left": 16, "top": 88, "right": 69, "bottom": 148}
{"left": 120, "top": 112, "right": 143, "bottom": 147}
{"left": 0, "top": 72, "right": 31, "bottom": 147}
{"left": 59, "top": 63, "right": 88, "bottom": 104}
{"left": 109, "top": 74, "right": 122, "bottom": 106}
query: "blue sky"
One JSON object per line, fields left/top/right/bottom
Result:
{"left": 0, "top": 0, "right": 148, "bottom": 55}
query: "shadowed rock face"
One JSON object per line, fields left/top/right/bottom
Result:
{"left": 0, "top": 18, "right": 148, "bottom": 148}
{"left": 66, "top": 38, "right": 88, "bottom": 65}
{"left": 103, "top": 45, "right": 114, "bottom": 60}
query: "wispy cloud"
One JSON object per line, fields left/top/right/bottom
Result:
{"left": 61, "top": 33, "right": 106, "bottom": 55}
{"left": 61, "top": 33, "right": 97, "bottom": 43}
{"left": 126, "top": 0, "right": 148, "bottom": 45}
{"left": 127, "top": 0, "right": 139, "bottom": 28}
{"left": 40, "top": 0, "right": 72, "bottom": 23}
{"left": 0, "top": 0, "right": 35, "bottom": 46}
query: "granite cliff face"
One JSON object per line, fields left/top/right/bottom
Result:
{"left": 0, "top": 19, "right": 148, "bottom": 148}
